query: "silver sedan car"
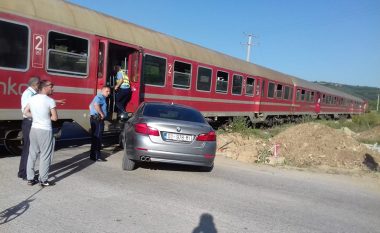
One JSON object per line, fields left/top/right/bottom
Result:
{"left": 122, "top": 102, "right": 216, "bottom": 171}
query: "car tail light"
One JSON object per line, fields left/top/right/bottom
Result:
{"left": 134, "top": 123, "right": 159, "bottom": 136}
{"left": 196, "top": 131, "right": 216, "bottom": 141}
{"left": 204, "top": 154, "right": 215, "bottom": 159}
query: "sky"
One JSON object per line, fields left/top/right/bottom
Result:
{"left": 68, "top": 0, "right": 380, "bottom": 88}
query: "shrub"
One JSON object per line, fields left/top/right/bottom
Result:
{"left": 352, "top": 112, "right": 380, "bottom": 132}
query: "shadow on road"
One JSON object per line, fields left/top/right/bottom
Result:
{"left": 138, "top": 162, "right": 208, "bottom": 173}
{"left": 49, "top": 150, "right": 112, "bottom": 184}
{"left": 0, "top": 189, "right": 43, "bottom": 225}
{"left": 192, "top": 213, "right": 218, "bottom": 233}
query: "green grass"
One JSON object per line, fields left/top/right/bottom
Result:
{"left": 319, "top": 112, "right": 380, "bottom": 133}
{"left": 217, "top": 116, "right": 293, "bottom": 139}
{"left": 217, "top": 116, "right": 270, "bottom": 139}
{"left": 217, "top": 112, "right": 380, "bottom": 144}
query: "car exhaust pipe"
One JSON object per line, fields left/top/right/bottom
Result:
{"left": 140, "top": 156, "right": 151, "bottom": 162}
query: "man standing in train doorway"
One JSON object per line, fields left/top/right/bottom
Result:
{"left": 18, "top": 76, "right": 40, "bottom": 180}
{"left": 114, "top": 65, "right": 131, "bottom": 116}
{"left": 89, "top": 86, "right": 111, "bottom": 161}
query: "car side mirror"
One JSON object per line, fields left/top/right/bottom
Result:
{"left": 119, "top": 112, "right": 131, "bottom": 122}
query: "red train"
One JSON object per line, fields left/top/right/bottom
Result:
{"left": 0, "top": 0, "right": 366, "bottom": 154}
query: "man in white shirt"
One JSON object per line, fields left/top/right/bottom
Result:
{"left": 18, "top": 77, "right": 40, "bottom": 180}
{"left": 24, "top": 80, "right": 58, "bottom": 187}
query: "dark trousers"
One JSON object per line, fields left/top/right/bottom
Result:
{"left": 115, "top": 88, "right": 131, "bottom": 114}
{"left": 18, "top": 118, "right": 32, "bottom": 179}
{"left": 90, "top": 117, "right": 104, "bottom": 159}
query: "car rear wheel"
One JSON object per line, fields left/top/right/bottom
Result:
{"left": 122, "top": 149, "right": 136, "bottom": 171}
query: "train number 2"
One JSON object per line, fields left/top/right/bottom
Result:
{"left": 32, "top": 34, "right": 45, "bottom": 68}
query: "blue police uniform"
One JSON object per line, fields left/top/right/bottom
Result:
{"left": 89, "top": 94, "right": 108, "bottom": 161}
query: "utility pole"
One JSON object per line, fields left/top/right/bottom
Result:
{"left": 242, "top": 33, "right": 255, "bottom": 62}
{"left": 377, "top": 92, "right": 379, "bottom": 112}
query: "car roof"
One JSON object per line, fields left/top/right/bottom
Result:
{"left": 143, "top": 101, "right": 197, "bottom": 110}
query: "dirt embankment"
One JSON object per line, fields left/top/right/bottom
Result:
{"left": 355, "top": 126, "right": 380, "bottom": 143}
{"left": 217, "top": 123, "right": 380, "bottom": 173}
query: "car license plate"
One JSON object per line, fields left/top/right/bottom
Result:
{"left": 164, "top": 132, "right": 193, "bottom": 142}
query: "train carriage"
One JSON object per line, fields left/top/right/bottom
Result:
{"left": 0, "top": 0, "right": 365, "bottom": 155}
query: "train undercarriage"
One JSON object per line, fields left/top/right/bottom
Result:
{"left": 1, "top": 112, "right": 354, "bottom": 155}
{"left": 0, "top": 117, "right": 126, "bottom": 156}
{"left": 0, "top": 120, "right": 69, "bottom": 156}
{"left": 206, "top": 112, "right": 353, "bottom": 129}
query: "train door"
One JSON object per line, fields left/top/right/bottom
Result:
{"left": 349, "top": 100, "right": 354, "bottom": 114}
{"left": 96, "top": 40, "right": 142, "bottom": 120}
{"left": 315, "top": 92, "right": 321, "bottom": 114}
{"left": 257, "top": 79, "right": 265, "bottom": 114}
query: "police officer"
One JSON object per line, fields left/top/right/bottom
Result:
{"left": 114, "top": 65, "right": 131, "bottom": 115}
{"left": 18, "top": 77, "right": 40, "bottom": 180}
{"left": 89, "top": 86, "right": 111, "bottom": 161}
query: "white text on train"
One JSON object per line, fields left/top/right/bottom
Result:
{"left": 0, "top": 77, "right": 28, "bottom": 95}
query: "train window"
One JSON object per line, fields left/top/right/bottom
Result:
{"left": 267, "top": 82, "right": 275, "bottom": 98}
{"left": 276, "top": 84, "right": 283, "bottom": 99}
{"left": 173, "top": 61, "right": 191, "bottom": 89}
{"left": 284, "top": 86, "right": 290, "bottom": 100}
{"left": 322, "top": 94, "right": 326, "bottom": 103}
{"left": 327, "top": 96, "right": 331, "bottom": 104}
{"left": 310, "top": 92, "right": 315, "bottom": 102}
{"left": 333, "top": 96, "right": 337, "bottom": 105}
{"left": 296, "top": 89, "right": 301, "bottom": 101}
{"left": 196, "top": 67, "right": 212, "bottom": 92}
{"left": 47, "top": 31, "right": 88, "bottom": 76}
{"left": 306, "top": 91, "right": 311, "bottom": 102}
{"left": 301, "top": 90, "right": 306, "bottom": 101}
{"left": 261, "top": 80, "right": 265, "bottom": 97}
{"left": 256, "top": 80, "right": 260, "bottom": 96}
{"left": 245, "top": 77, "right": 255, "bottom": 96}
{"left": 0, "top": 20, "right": 29, "bottom": 70}
{"left": 216, "top": 71, "right": 228, "bottom": 93}
{"left": 232, "top": 75, "right": 243, "bottom": 95}
{"left": 97, "top": 43, "right": 105, "bottom": 78}
{"left": 143, "top": 54, "right": 166, "bottom": 86}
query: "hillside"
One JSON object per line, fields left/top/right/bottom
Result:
{"left": 315, "top": 81, "right": 379, "bottom": 110}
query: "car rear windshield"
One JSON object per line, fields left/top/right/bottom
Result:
{"left": 143, "top": 104, "right": 206, "bottom": 123}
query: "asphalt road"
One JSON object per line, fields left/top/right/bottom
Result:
{"left": 1, "top": 145, "right": 380, "bottom": 233}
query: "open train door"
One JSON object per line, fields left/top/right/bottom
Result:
{"left": 96, "top": 40, "right": 108, "bottom": 90}
{"left": 95, "top": 38, "right": 143, "bottom": 120}
{"left": 126, "top": 49, "right": 143, "bottom": 114}
{"left": 315, "top": 92, "right": 321, "bottom": 114}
